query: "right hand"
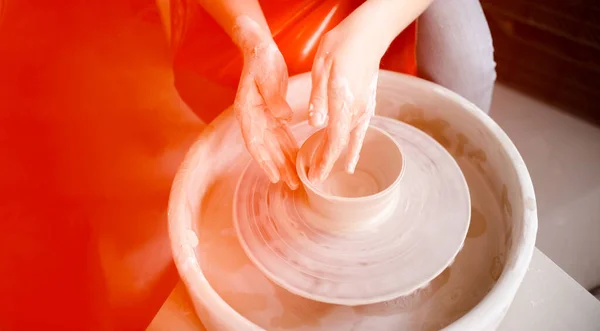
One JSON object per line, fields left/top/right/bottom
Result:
{"left": 306, "top": 21, "right": 381, "bottom": 183}
{"left": 233, "top": 20, "right": 300, "bottom": 190}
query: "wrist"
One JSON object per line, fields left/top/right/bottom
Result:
{"left": 231, "top": 16, "right": 274, "bottom": 54}
{"left": 331, "top": 19, "right": 390, "bottom": 61}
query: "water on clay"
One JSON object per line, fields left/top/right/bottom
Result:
{"left": 315, "top": 169, "right": 380, "bottom": 198}
{"left": 196, "top": 142, "right": 505, "bottom": 331}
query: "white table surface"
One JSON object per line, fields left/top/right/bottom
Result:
{"left": 147, "top": 248, "right": 600, "bottom": 330}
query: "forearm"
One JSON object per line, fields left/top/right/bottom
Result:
{"left": 341, "top": 0, "right": 434, "bottom": 57}
{"left": 196, "top": 0, "right": 272, "bottom": 49}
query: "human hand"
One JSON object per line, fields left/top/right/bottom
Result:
{"left": 233, "top": 18, "right": 300, "bottom": 190}
{"left": 306, "top": 21, "right": 382, "bottom": 183}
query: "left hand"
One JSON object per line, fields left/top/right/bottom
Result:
{"left": 232, "top": 19, "right": 300, "bottom": 190}
{"left": 306, "top": 21, "right": 383, "bottom": 183}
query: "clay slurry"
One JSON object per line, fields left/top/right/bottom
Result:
{"left": 314, "top": 169, "right": 380, "bottom": 198}
{"left": 234, "top": 118, "right": 471, "bottom": 306}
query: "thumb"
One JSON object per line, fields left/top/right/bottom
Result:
{"left": 257, "top": 77, "right": 294, "bottom": 122}
{"left": 264, "top": 92, "right": 294, "bottom": 122}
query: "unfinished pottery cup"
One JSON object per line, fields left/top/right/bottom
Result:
{"left": 296, "top": 126, "right": 404, "bottom": 231}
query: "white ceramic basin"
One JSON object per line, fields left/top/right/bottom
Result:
{"left": 168, "top": 71, "right": 538, "bottom": 330}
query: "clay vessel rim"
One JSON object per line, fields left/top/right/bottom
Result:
{"left": 295, "top": 123, "right": 405, "bottom": 203}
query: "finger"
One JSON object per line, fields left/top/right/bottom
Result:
{"left": 264, "top": 131, "right": 297, "bottom": 189}
{"left": 246, "top": 139, "right": 280, "bottom": 184}
{"left": 271, "top": 94, "right": 294, "bottom": 122}
{"left": 281, "top": 153, "right": 300, "bottom": 190}
{"left": 318, "top": 120, "right": 349, "bottom": 182}
{"left": 346, "top": 115, "right": 370, "bottom": 174}
{"left": 276, "top": 126, "right": 299, "bottom": 165}
{"left": 258, "top": 79, "right": 294, "bottom": 122}
{"left": 274, "top": 126, "right": 300, "bottom": 190}
{"left": 366, "top": 71, "right": 379, "bottom": 118}
{"left": 346, "top": 72, "right": 377, "bottom": 173}
{"left": 308, "top": 132, "right": 326, "bottom": 183}
{"left": 316, "top": 74, "right": 352, "bottom": 182}
{"left": 308, "top": 56, "right": 330, "bottom": 127}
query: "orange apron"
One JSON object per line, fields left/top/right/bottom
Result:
{"left": 0, "top": 0, "right": 416, "bottom": 329}
{"left": 169, "top": 0, "right": 417, "bottom": 123}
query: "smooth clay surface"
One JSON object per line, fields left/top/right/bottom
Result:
{"left": 295, "top": 126, "right": 405, "bottom": 228}
{"left": 234, "top": 119, "right": 471, "bottom": 307}
{"left": 168, "top": 71, "right": 538, "bottom": 330}
{"left": 300, "top": 126, "right": 403, "bottom": 200}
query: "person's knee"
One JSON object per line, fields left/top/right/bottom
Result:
{"left": 455, "top": 39, "right": 497, "bottom": 114}
{"left": 417, "top": 0, "right": 497, "bottom": 113}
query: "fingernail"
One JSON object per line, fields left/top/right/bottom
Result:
{"left": 308, "top": 167, "right": 319, "bottom": 183}
{"left": 309, "top": 111, "right": 324, "bottom": 126}
{"left": 318, "top": 167, "right": 329, "bottom": 182}
{"left": 346, "top": 152, "right": 359, "bottom": 174}
{"left": 288, "top": 179, "right": 299, "bottom": 191}
{"left": 267, "top": 171, "right": 280, "bottom": 184}
{"left": 262, "top": 162, "right": 280, "bottom": 183}
{"left": 346, "top": 161, "right": 357, "bottom": 174}
{"left": 286, "top": 169, "right": 300, "bottom": 191}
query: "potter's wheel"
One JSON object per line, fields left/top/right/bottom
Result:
{"left": 169, "top": 71, "right": 537, "bottom": 330}
{"left": 234, "top": 117, "right": 471, "bottom": 306}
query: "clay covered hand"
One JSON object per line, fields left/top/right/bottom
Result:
{"left": 233, "top": 18, "right": 300, "bottom": 190}
{"left": 307, "top": 20, "right": 381, "bottom": 183}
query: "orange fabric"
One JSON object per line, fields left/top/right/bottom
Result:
{"left": 0, "top": 1, "right": 198, "bottom": 329}
{"left": 0, "top": 0, "right": 416, "bottom": 329}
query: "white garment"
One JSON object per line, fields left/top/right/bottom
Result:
{"left": 417, "top": 0, "right": 497, "bottom": 114}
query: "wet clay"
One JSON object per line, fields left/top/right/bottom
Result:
{"left": 169, "top": 71, "right": 537, "bottom": 330}
{"left": 194, "top": 119, "right": 503, "bottom": 330}
{"left": 234, "top": 120, "right": 470, "bottom": 306}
